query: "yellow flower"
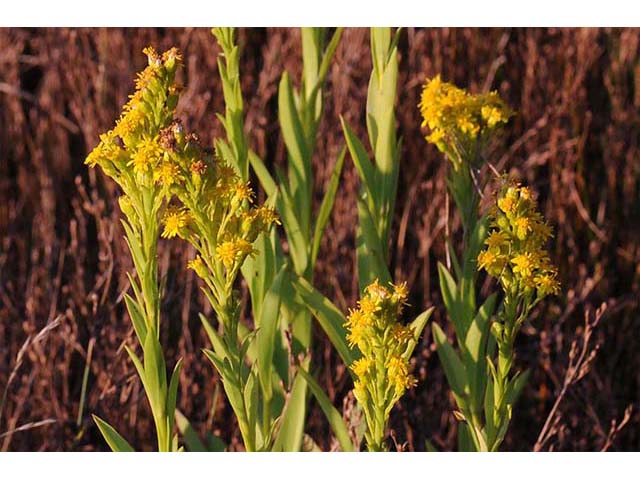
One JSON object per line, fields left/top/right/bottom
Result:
{"left": 115, "top": 107, "right": 145, "bottom": 139}
{"left": 162, "top": 206, "right": 190, "bottom": 239}
{"left": 352, "top": 357, "right": 374, "bottom": 379}
{"left": 360, "top": 297, "right": 381, "bottom": 318}
{"left": 130, "top": 138, "right": 162, "bottom": 175}
{"left": 392, "top": 282, "right": 409, "bottom": 304}
{"left": 187, "top": 256, "right": 208, "bottom": 279}
{"left": 478, "top": 249, "right": 502, "bottom": 273}
{"left": 216, "top": 241, "right": 239, "bottom": 270}
{"left": 215, "top": 239, "right": 253, "bottom": 270}
{"left": 511, "top": 252, "right": 536, "bottom": 279}
{"left": 498, "top": 195, "right": 516, "bottom": 215}
{"left": 514, "top": 216, "right": 531, "bottom": 240}
{"left": 232, "top": 181, "right": 254, "bottom": 203}
{"left": 485, "top": 231, "right": 508, "bottom": 250}
{"left": 419, "top": 76, "right": 511, "bottom": 154}
{"left": 346, "top": 308, "right": 371, "bottom": 348}
{"left": 365, "top": 279, "right": 389, "bottom": 303}
{"left": 391, "top": 324, "right": 413, "bottom": 344}
{"left": 386, "top": 355, "right": 415, "bottom": 393}
{"left": 535, "top": 273, "right": 560, "bottom": 297}
{"left": 154, "top": 160, "right": 183, "bottom": 186}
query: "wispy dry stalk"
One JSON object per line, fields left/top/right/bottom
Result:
{"left": 0, "top": 315, "right": 62, "bottom": 431}
{"left": 534, "top": 304, "right": 606, "bottom": 451}
{"left": 0, "top": 419, "right": 57, "bottom": 440}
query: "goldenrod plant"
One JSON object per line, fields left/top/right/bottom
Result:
{"left": 214, "top": 27, "right": 346, "bottom": 450}
{"left": 161, "top": 124, "right": 280, "bottom": 451}
{"left": 177, "top": 27, "right": 344, "bottom": 451}
{"left": 476, "top": 181, "right": 559, "bottom": 450}
{"left": 346, "top": 281, "right": 421, "bottom": 451}
{"left": 293, "top": 28, "right": 432, "bottom": 451}
{"left": 85, "top": 47, "right": 184, "bottom": 452}
{"left": 420, "top": 76, "right": 557, "bottom": 451}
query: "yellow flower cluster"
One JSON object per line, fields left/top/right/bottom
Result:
{"left": 160, "top": 137, "right": 278, "bottom": 278}
{"left": 478, "top": 183, "right": 560, "bottom": 299}
{"left": 346, "top": 280, "right": 416, "bottom": 415}
{"left": 86, "top": 46, "right": 278, "bottom": 300}
{"left": 85, "top": 47, "right": 182, "bottom": 190}
{"left": 419, "top": 75, "right": 512, "bottom": 161}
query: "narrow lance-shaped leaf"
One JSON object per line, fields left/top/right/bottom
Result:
{"left": 92, "top": 415, "right": 135, "bottom": 452}
{"left": 311, "top": 146, "right": 346, "bottom": 267}
{"left": 272, "top": 371, "right": 307, "bottom": 452}
{"left": 292, "top": 276, "right": 355, "bottom": 368}
{"left": 432, "top": 323, "right": 468, "bottom": 402}
{"left": 256, "top": 266, "right": 286, "bottom": 400}
{"left": 297, "top": 368, "right": 355, "bottom": 452}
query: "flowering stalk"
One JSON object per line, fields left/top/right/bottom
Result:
{"left": 155, "top": 116, "right": 279, "bottom": 450}
{"left": 214, "top": 27, "right": 345, "bottom": 450}
{"left": 345, "top": 281, "right": 430, "bottom": 451}
{"left": 419, "top": 76, "right": 510, "bottom": 451}
{"left": 292, "top": 30, "right": 434, "bottom": 450}
{"left": 477, "top": 182, "right": 559, "bottom": 449}
{"left": 85, "top": 47, "right": 184, "bottom": 452}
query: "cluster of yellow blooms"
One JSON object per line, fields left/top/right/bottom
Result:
{"left": 478, "top": 183, "right": 560, "bottom": 300}
{"left": 86, "top": 47, "right": 182, "bottom": 190}
{"left": 86, "top": 47, "right": 278, "bottom": 306}
{"left": 152, "top": 120, "right": 278, "bottom": 284}
{"left": 419, "top": 75, "right": 512, "bottom": 162}
{"left": 346, "top": 280, "right": 416, "bottom": 424}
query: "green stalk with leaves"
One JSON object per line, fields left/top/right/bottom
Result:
{"left": 419, "top": 76, "right": 558, "bottom": 451}
{"left": 293, "top": 28, "right": 431, "bottom": 452}
{"left": 177, "top": 27, "right": 344, "bottom": 451}
{"left": 85, "top": 47, "right": 184, "bottom": 452}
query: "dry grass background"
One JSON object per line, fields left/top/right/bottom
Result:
{"left": 0, "top": 27, "right": 638, "bottom": 451}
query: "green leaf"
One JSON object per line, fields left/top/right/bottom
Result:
{"left": 356, "top": 196, "right": 391, "bottom": 292}
{"left": 276, "top": 181, "right": 309, "bottom": 276}
{"left": 297, "top": 368, "right": 355, "bottom": 452}
{"left": 484, "top": 374, "right": 496, "bottom": 442}
{"left": 272, "top": 373, "right": 307, "bottom": 452}
{"left": 175, "top": 409, "right": 207, "bottom": 452}
{"left": 316, "top": 28, "right": 343, "bottom": 90}
{"left": 292, "top": 276, "right": 355, "bottom": 368}
{"left": 166, "top": 358, "right": 183, "bottom": 438}
{"left": 464, "top": 294, "right": 496, "bottom": 411}
{"left": 248, "top": 149, "right": 277, "bottom": 198}
{"left": 278, "top": 72, "right": 310, "bottom": 212}
{"left": 457, "top": 423, "right": 475, "bottom": 452}
{"left": 205, "top": 433, "right": 227, "bottom": 452}
{"left": 311, "top": 145, "right": 346, "bottom": 267}
{"left": 200, "top": 313, "right": 231, "bottom": 361}
{"left": 123, "top": 294, "right": 147, "bottom": 345}
{"left": 506, "top": 369, "right": 530, "bottom": 406}
{"left": 202, "top": 348, "right": 226, "bottom": 377}
{"left": 256, "top": 266, "right": 286, "bottom": 400}
{"left": 402, "top": 307, "right": 434, "bottom": 362}
{"left": 341, "top": 117, "right": 376, "bottom": 210}
{"left": 92, "top": 415, "right": 134, "bottom": 452}
{"left": 124, "top": 345, "right": 149, "bottom": 398}
{"left": 437, "top": 262, "right": 458, "bottom": 319}
{"left": 432, "top": 323, "right": 467, "bottom": 401}
{"left": 243, "top": 370, "right": 259, "bottom": 448}
{"left": 142, "top": 332, "right": 166, "bottom": 414}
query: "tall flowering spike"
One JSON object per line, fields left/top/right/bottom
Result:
{"left": 345, "top": 280, "right": 416, "bottom": 451}
{"left": 478, "top": 181, "right": 560, "bottom": 301}
{"left": 84, "top": 47, "right": 185, "bottom": 452}
{"left": 419, "top": 75, "right": 512, "bottom": 166}
{"left": 85, "top": 46, "right": 183, "bottom": 192}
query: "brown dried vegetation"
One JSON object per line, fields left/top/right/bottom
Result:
{"left": 0, "top": 27, "right": 638, "bottom": 451}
